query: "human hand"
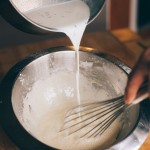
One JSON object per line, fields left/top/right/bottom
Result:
{"left": 125, "top": 47, "right": 150, "bottom": 104}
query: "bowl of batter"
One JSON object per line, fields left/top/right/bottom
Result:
{"left": 0, "top": 46, "right": 149, "bottom": 150}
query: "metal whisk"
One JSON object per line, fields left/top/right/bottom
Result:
{"left": 60, "top": 85, "right": 149, "bottom": 138}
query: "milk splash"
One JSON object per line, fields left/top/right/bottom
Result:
{"left": 24, "top": 0, "right": 90, "bottom": 104}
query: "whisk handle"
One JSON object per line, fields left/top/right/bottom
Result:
{"left": 132, "top": 92, "right": 149, "bottom": 105}
{"left": 132, "top": 84, "right": 149, "bottom": 105}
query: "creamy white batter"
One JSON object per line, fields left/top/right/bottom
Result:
{"left": 22, "top": 71, "right": 123, "bottom": 150}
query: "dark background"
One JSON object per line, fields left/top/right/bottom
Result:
{"left": 138, "top": 0, "right": 150, "bottom": 29}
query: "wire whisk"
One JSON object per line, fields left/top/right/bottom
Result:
{"left": 60, "top": 85, "right": 149, "bottom": 138}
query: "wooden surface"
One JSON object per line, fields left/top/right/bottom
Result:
{"left": 0, "top": 30, "right": 149, "bottom": 150}
{"left": 109, "top": 0, "right": 130, "bottom": 29}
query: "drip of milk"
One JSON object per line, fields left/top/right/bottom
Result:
{"left": 24, "top": 0, "right": 90, "bottom": 105}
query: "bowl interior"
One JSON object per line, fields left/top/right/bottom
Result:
{"left": 12, "top": 51, "right": 140, "bottom": 150}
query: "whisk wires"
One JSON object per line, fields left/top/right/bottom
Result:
{"left": 60, "top": 96, "right": 126, "bottom": 138}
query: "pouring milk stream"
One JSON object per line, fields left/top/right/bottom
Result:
{"left": 24, "top": 0, "right": 90, "bottom": 105}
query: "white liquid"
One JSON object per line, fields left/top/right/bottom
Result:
{"left": 22, "top": 71, "right": 123, "bottom": 150}
{"left": 24, "top": 0, "right": 90, "bottom": 105}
